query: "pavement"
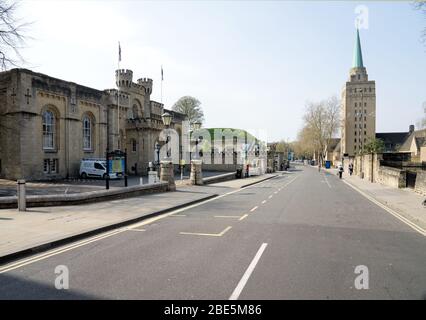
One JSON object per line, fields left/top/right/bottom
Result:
{"left": 0, "top": 167, "right": 425, "bottom": 299}
{"left": 0, "top": 173, "right": 277, "bottom": 261}
{"left": 325, "top": 167, "right": 426, "bottom": 231}
{"left": 0, "top": 171, "right": 225, "bottom": 197}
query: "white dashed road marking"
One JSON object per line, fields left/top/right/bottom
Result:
{"left": 229, "top": 243, "right": 268, "bottom": 300}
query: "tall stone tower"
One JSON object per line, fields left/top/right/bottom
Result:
{"left": 341, "top": 29, "right": 376, "bottom": 157}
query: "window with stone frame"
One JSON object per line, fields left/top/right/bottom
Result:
{"left": 43, "top": 159, "right": 58, "bottom": 174}
{"left": 51, "top": 159, "right": 58, "bottom": 173}
{"left": 83, "top": 115, "right": 92, "bottom": 151}
{"left": 42, "top": 110, "right": 55, "bottom": 150}
{"left": 43, "top": 159, "right": 49, "bottom": 173}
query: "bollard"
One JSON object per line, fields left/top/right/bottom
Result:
{"left": 17, "top": 179, "right": 26, "bottom": 211}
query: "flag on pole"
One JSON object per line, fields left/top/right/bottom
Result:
{"left": 118, "top": 42, "right": 121, "bottom": 62}
{"left": 161, "top": 65, "right": 164, "bottom": 81}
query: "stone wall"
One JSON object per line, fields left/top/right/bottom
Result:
{"left": 202, "top": 164, "right": 240, "bottom": 172}
{"left": 375, "top": 166, "right": 406, "bottom": 188}
{"left": 414, "top": 171, "right": 426, "bottom": 195}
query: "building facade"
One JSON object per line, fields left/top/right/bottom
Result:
{"left": 0, "top": 68, "right": 186, "bottom": 180}
{"left": 340, "top": 29, "right": 376, "bottom": 157}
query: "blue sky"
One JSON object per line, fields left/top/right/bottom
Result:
{"left": 19, "top": 0, "right": 426, "bottom": 141}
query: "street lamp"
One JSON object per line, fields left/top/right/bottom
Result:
{"left": 193, "top": 121, "right": 202, "bottom": 159}
{"left": 155, "top": 142, "right": 161, "bottom": 167}
{"left": 161, "top": 112, "right": 172, "bottom": 158}
{"left": 161, "top": 112, "right": 172, "bottom": 127}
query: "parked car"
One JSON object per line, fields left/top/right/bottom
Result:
{"left": 79, "top": 158, "right": 120, "bottom": 179}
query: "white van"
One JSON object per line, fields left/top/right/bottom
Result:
{"left": 79, "top": 158, "right": 119, "bottom": 179}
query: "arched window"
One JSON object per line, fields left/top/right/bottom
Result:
{"left": 127, "top": 108, "right": 134, "bottom": 120}
{"left": 132, "top": 105, "right": 139, "bottom": 119}
{"left": 83, "top": 116, "right": 92, "bottom": 150}
{"left": 42, "top": 110, "right": 55, "bottom": 149}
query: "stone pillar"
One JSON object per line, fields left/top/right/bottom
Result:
{"left": 148, "top": 171, "right": 158, "bottom": 184}
{"left": 190, "top": 160, "right": 203, "bottom": 185}
{"left": 17, "top": 180, "right": 26, "bottom": 211}
{"left": 160, "top": 161, "right": 176, "bottom": 191}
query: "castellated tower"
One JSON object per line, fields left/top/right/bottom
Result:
{"left": 115, "top": 69, "right": 133, "bottom": 90}
{"left": 341, "top": 29, "right": 376, "bottom": 157}
{"left": 137, "top": 77, "right": 153, "bottom": 95}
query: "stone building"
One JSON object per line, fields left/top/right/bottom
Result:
{"left": 340, "top": 29, "right": 376, "bottom": 157}
{"left": 0, "top": 68, "right": 186, "bottom": 180}
{"left": 399, "top": 127, "right": 426, "bottom": 162}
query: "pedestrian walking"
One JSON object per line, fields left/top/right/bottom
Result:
{"left": 338, "top": 165, "right": 344, "bottom": 179}
{"left": 349, "top": 163, "right": 354, "bottom": 176}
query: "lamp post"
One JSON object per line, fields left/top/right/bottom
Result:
{"left": 161, "top": 112, "right": 172, "bottom": 159}
{"left": 155, "top": 142, "right": 161, "bottom": 169}
{"left": 159, "top": 112, "right": 176, "bottom": 191}
{"left": 190, "top": 121, "right": 203, "bottom": 185}
{"left": 193, "top": 121, "right": 202, "bottom": 159}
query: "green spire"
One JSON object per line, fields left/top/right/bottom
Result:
{"left": 352, "top": 28, "right": 364, "bottom": 68}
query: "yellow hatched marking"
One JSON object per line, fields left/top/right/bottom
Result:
{"left": 180, "top": 226, "right": 232, "bottom": 237}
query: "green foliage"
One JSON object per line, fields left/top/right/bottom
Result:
{"left": 172, "top": 96, "right": 204, "bottom": 125}
{"left": 362, "top": 138, "right": 385, "bottom": 154}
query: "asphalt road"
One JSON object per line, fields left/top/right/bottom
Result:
{"left": 0, "top": 166, "right": 425, "bottom": 299}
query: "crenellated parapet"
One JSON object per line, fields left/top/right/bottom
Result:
{"left": 137, "top": 77, "right": 153, "bottom": 95}
{"left": 115, "top": 69, "right": 133, "bottom": 88}
{"left": 104, "top": 88, "right": 129, "bottom": 107}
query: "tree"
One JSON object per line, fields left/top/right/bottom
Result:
{"left": 0, "top": 0, "right": 29, "bottom": 70}
{"left": 300, "top": 96, "right": 340, "bottom": 165}
{"left": 172, "top": 96, "right": 204, "bottom": 126}
{"left": 363, "top": 138, "right": 385, "bottom": 154}
{"left": 413, "top": 1, "right": 426, "bottom": 44}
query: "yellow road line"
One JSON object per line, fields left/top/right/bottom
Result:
{"left": 180, "top": 226, "right": 232, "bottom": 237}
{"left": 214, "top": 215, "right": 241, "bottom": 219}
{"left": 126, "top": 228, "right": 146, "bottom": 232}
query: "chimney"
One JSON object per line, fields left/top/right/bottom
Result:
{"left": 409, "top": 125, "right": 415, "bottom": 134}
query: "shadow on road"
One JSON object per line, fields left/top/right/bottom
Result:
{"left": 0, "top": 273, "right": 100, "bottom": 300}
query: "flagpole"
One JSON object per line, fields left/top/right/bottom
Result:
{"left": 117, "top": 42, "right": 120, "bottom": 151}
{"left": 160, "top": 65, "right": 163, "bottom": 105}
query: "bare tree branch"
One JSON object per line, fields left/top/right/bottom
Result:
{"left": 412, "top": 0, "right": 426, "bottom": 45}
{"left": 0, "top": 0, "right": 30, "bottom": 70}
{"left": 297, "top": 96, "right": 340, "bottom": 164}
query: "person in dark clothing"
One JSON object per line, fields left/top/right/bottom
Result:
{"left": 349, "top": 163, "right": 354, "bottom": 176}
{"left": 338, "top": 165, "right": 344, "bottom": 179}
